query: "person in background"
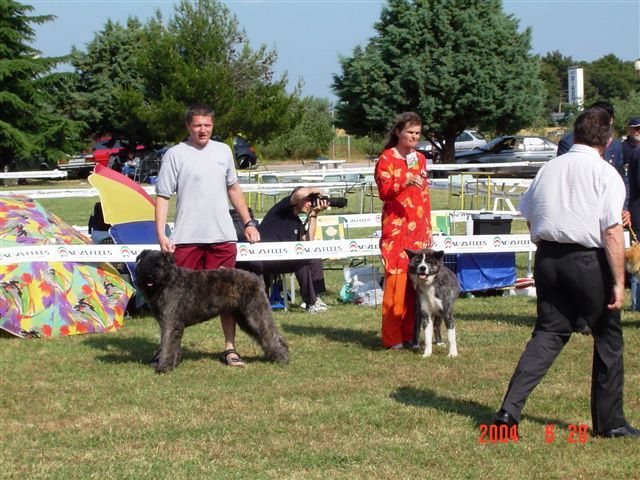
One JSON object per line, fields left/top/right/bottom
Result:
{"left": 121, "top": 151, "right": 140, "bottom": 179}
{"left": 557, "top": 101, "right": 628, "bottom": 223}
{"left": 238, "top": 187, "right": 330, "bottom": 313}
{"left": 375, "top": 112, "right": 432, "bottom": 349}
{"left": 623, "top": 116, "right": 640, "bottom": 311}
{"left": 494, "top": 108, "right": 638, "bottom": 439}
{"left": 154, "top": 103, "right": 259, "bottom": 368}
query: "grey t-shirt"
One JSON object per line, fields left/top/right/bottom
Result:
{"left": 155, "top": 140, "right": 239, "bottom": 244}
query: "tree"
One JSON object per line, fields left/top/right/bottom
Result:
{"left": 539, "top": 51, "right": 574, "bottom": 114}
{"left": 261, "top": 96, "right": 334, "bottom": 159}
{"left": 70, "top": 18, "right": 148, "bottom": 146}
{"left": 332, "top": 0, "right": 544, "bottom": 162}
{"left": 136, "top": 0, "right": 296, "bottom": 145}
{"left": 612, "top": 90, "right": 640, "bottom": 138}
{"left": 586, "top": 54, "right": 640, "bottom": 101}
{"left": 0, "top": 0, "right": 85, "bottom": 170}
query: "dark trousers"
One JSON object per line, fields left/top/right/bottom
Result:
{"left": 237, "top": 258, "right": 324, "bottom": 305}
{"left": 500, "top": 241, "right": 625, "bottom": 432}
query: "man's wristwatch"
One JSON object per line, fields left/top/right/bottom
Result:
{"left": 244, "top": 219, "right": 259, "bottom": 229}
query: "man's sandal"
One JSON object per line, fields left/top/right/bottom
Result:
{"left": 220, "top": 349, "right": 245, "bottom": 368}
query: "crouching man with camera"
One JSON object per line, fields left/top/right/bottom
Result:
{"left": 239, "top": 187, "right": 346, "bottom": 313}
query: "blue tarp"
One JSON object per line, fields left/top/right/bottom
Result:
{"left": 455, "top": 253, "right": 516, "bottom": 292}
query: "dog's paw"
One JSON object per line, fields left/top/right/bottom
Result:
{"left": 154, "top": 362, "right": 175, "bottom": 374}
{"left": 436, "top": 342, "right": 446, "bottom": 347}
{"left": 447, "top": 351, "right": 458, "bottom": 358}
{"left": 422, "top": 350, "right": 433, "bottom": 358}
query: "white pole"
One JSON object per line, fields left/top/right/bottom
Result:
{"left": 331, "top": 104, "right": 336, "bottom": 160}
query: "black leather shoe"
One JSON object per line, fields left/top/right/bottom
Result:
{"left": 595, "top": 422, "right": 640, "bottom": 439}
{"left": 493, "top": 409, "right": 518, "bottom": 427}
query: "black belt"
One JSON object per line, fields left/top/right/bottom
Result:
{"left": 538, "top": 240, "right": 600, "bottom": 252}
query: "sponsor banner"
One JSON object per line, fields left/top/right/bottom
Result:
{"left": 236, "top": 238, "right": 381, "bottom": 261}
{"left": 2, "top": 235, "right": 537, "bottom": 265}
{"left": 433, "top": 234, "right": 534, "bottom": 252}
{"left": 568, "top": 66, "right": 584, "bottom": 107}
{"left": 1, "top": 244, "right": 158, "bottom": 264}
{"left": 338, "top": 213, "right": 381, "bottom": 228}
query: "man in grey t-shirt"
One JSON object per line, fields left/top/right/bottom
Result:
{"left": 155, "top": 103, "right": 259, "bottom": 368}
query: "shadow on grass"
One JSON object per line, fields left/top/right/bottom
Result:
{"left": 283, "top": 324, "right": 382, "bottom": 350}
{"left": 82, "top": 335, "right": 157, "bottom": 365}
{"left": 460, "top": 311, "right": 535, "bottom": 328}
{"left": 391, "top": 386, "right": 571, "bottom": 430}
{"left": 82, "top": 335, "right": 268, "bottom": 366}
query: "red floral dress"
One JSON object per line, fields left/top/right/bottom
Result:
{"left": 375, "top": 148, "right": 432, "bottom": 275}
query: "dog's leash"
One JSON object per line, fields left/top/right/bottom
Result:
{"left": 628, "top": 224, "right": 639, "bottom": 244}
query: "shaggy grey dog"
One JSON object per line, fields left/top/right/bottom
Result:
{"left": 406, "top": 249, "right": 460, "bottom": 357}
{"left": 135, "top": 250, "right": 289, "bottom": 373}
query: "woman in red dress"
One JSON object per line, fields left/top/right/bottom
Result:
{"left": 375, "top": 112, "right": 432, "bottom": 349}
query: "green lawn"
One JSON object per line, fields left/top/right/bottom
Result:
{"left": 2, "top": 179, "right": 639, "bottom": 479}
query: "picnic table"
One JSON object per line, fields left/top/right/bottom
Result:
{"left": 311, "top": 159, "right": 346, "bottom": 170}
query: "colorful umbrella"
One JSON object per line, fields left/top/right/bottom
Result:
{"left": 1, "top": 194, "right": 89, "bottom": 245}
{"left": 0, "top": 195, "right": 133, "bottom": 338}
{"left": 88, "top": 163, "right": 155, "bottom": 225}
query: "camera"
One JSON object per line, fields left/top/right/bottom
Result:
{"left": 308, "top": 193, "right": 348, "bottom": 209}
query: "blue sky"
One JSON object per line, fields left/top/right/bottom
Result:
{"left": 30, "top": 0, "right": 640, "bottom": 100}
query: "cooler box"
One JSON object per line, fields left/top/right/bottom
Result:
{"left": 471, "top": 213, "right": 512, "bottom": 235}
{"left": 454, "top": 213, "right": 516, "bottom": 292}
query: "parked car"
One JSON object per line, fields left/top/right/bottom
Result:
{"left": 454, "top": 130, "right": 487, "bottom": 151}
{"left": 416, "top": 129, "right": 487, "bottom": 178}
{"left": 454, "top": 135, "right": 558, "bottom": 176}
{"left": 232, "top": 136, "right": 257, "bottom": 169}
{"left": 416, "top": 129, "right": 487, "bottom": 157}
{"left": 91, "top": 138, "right": 146, "bottom": 168}
{"left": 210, "top": 135, "right": 258, "bottom": 169}
{"left": 57, "top": 153, "right": 96, "bottom": 177}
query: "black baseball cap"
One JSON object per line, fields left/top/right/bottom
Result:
{"left": 629, "top": 117, "right": 640, "bottom": 128}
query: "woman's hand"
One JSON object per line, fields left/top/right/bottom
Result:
{"left": 405, "top": 172, "right": 424, "bottom": 189}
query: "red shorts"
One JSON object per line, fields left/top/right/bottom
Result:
{"left": 173, "top": 243, "right": 237, "bottom": 271}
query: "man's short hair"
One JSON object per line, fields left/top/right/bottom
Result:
{"left": 185, "top": 103, "right": 214, "bottom": 124}
{"left": 589, "top": 101, "right": 614, "bottom": 118}
{"left": 573, "top": 108, "right": 612, "bottom": 148}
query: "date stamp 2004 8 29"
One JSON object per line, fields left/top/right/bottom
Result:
{"left": 478, "top": 424, "right": 589, "bottom": 444}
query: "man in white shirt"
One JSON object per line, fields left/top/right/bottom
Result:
{"left": 494, "top": 108, "right": 638, "bottom": 439}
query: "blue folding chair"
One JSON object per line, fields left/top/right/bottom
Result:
{"left": 109, "top": 220, "right": 170, "bottom": 285}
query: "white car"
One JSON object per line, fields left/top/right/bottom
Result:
{"left": 454, "top": 130, "right": 487, "bottom": 151}
{"left": 416, "top": 129, "right": 487, "bottom": 157}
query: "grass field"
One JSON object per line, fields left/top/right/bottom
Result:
{"left": 2, "top": 178, "right": 639, "bottom": 479}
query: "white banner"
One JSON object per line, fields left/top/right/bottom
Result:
{"left": 3, "top": 163, "right": 540, "bottom": 199}
{"left": 1, "top": 234, "right": 536, "bottom": 265}
{"left": 0, "top": 169, "right": 67, "bottom": 179}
